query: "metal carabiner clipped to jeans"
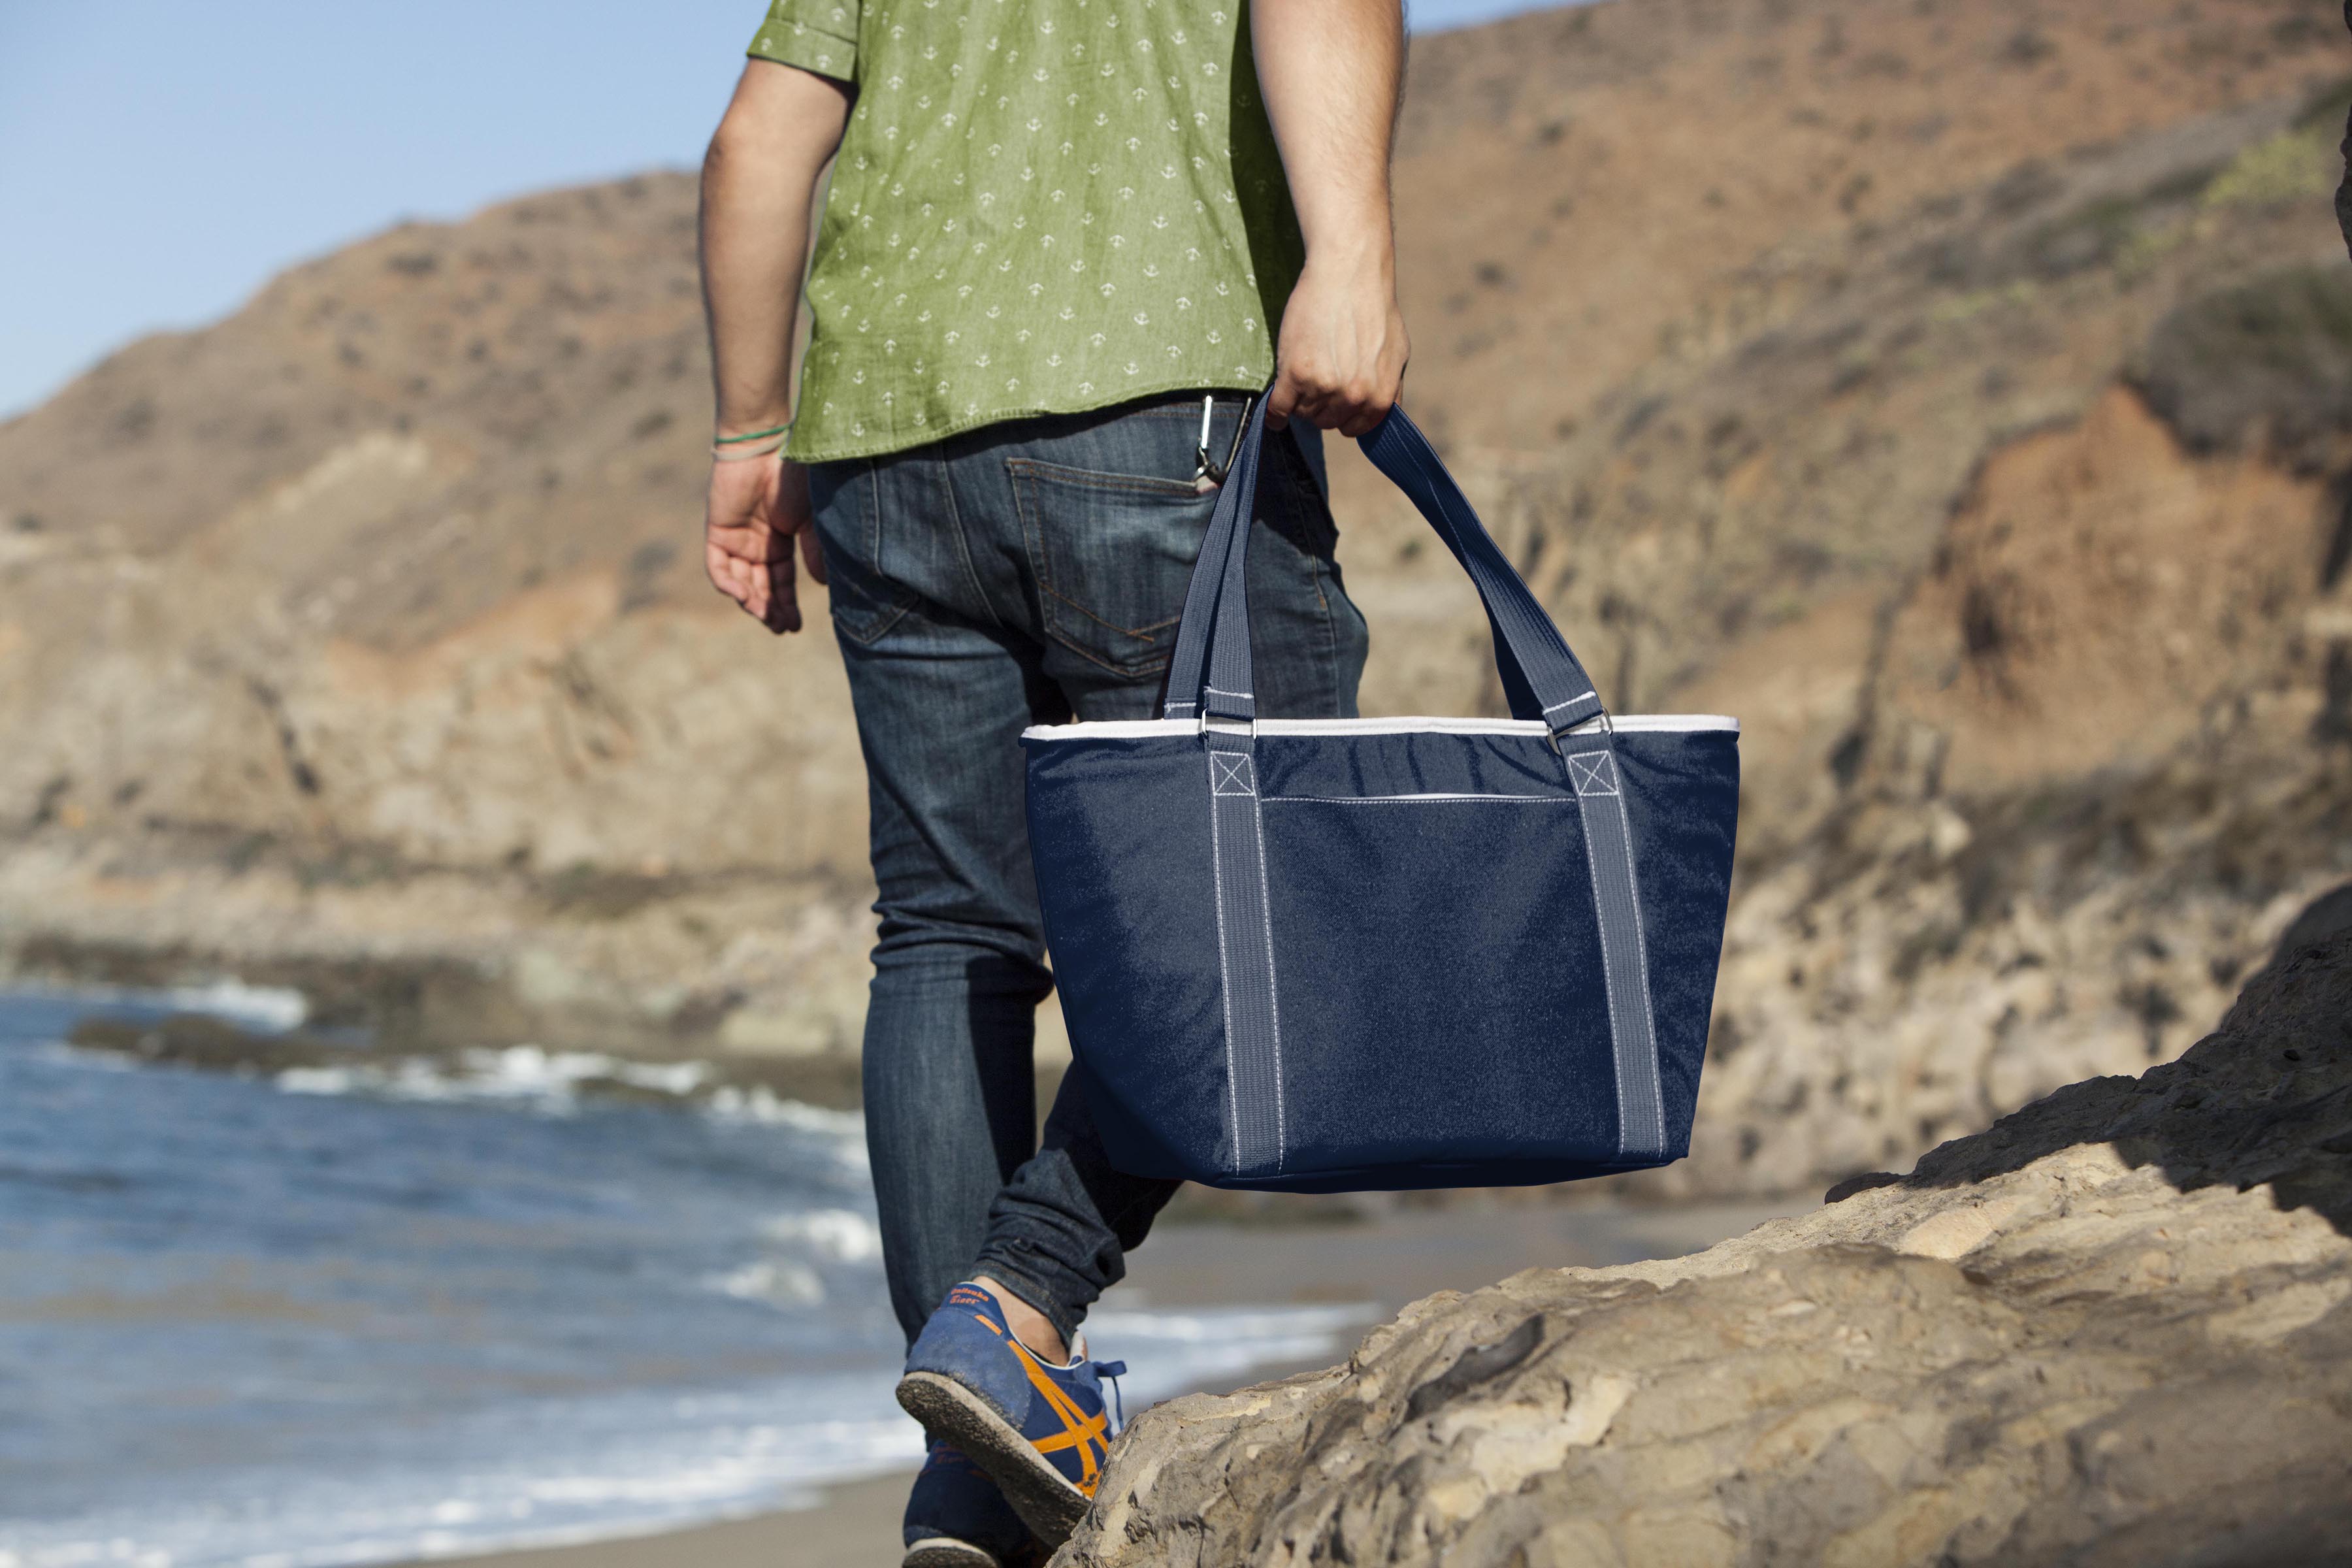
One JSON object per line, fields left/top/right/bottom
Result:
{"left": 1193, "top": 392, "right": 1253, "bottom": 489}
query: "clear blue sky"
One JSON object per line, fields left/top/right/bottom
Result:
{"left": 0, "top": 0, "right": 1576, "bottom": 421}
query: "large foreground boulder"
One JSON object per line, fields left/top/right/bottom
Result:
{"left": 1063, "top": 937, "right": 2352, "bottom": 1567}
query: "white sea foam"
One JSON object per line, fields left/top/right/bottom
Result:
{"left": 702, "top": 1259, "right": 828, "bottom": 1306}
{"left": 759, "top": 1207, "right": 884, "bottom": 1262}
{"left": 270, "top": 1051, "right": 872, "bottom": 1170}
{"left": 276, "top": 1046, "right": 714, "bottom": 1110}
{"left": 165, "top": 978, "right": 311, "bottom": 1031}
{"left": 9, "top": 977, "right": 310, "bottom": 1032}
{"left": 705, "top": 1084, "right": 866, "bottom": 1137}
{"left": 694, "top": 1208, "right": 888, "bottom": 1309}
{"left": 705, "top": 1088, "right": 870, "bottom": 1171}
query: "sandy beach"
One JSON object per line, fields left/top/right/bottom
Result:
{"left": 417, "top": 1196, "right": 1806, "bottom": 1568}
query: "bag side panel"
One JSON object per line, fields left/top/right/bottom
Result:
{"left": 1024, "top": 736, "right": 1230, "bottom": 1182}
{"left": 1614, "top": 730, "right": 1741, "bottom": 1159}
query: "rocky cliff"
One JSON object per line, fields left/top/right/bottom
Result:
{"left": 2, "top": 0, "right": 2349, "bottom": 1188}
{"left": 1058, "top": 932, "right": 2352, "bottom": 1567}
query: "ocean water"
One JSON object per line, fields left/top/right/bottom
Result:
{"left": 0, "top": 992, "right": 1369, "bottom": 1568}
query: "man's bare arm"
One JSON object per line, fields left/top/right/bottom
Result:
{"left": 698, "top": 60, "right": 851, "bottom": 633}
{"left": 1252, "top": 0, "right": 1410, "bottom": 438}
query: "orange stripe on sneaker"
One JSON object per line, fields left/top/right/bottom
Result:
{"left": 1007, "top": 1340, "right": 1112, "bottom": 1492}
{"left": 1020, "top": 1362, "right": 1102, "bottom": 1486}
{"left": 964, "top": 1305, "right": 1115, "bottom": 1494}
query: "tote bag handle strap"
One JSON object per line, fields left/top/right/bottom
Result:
{"left": 1162, "top": 393, "right": 1609, "bottom": 734}
{"left": 1162, "top": 393, "right": 1274, "bottom": 724}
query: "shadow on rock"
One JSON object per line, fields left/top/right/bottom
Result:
{"left": 1843, "top": 904, "right": 2352, "bottom": 1241}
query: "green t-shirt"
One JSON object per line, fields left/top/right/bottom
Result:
{"left": 747, "top": 0, "right": 1304, "bottom": 463}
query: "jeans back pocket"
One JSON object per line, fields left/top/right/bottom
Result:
{"left": 1008, "top": 459, "right": 1218, "bottom": 678}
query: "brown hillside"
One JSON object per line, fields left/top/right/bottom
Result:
{"left": 1, "top": 0, "right": 2347, "bottom": 1194}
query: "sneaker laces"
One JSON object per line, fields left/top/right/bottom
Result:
{"left": 1093, "top": 1359, "right": 1128, "bottom": 1432}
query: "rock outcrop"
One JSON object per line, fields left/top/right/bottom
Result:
{"left": 1499, "top": 73, "right": 2352, "bottom": 1201}
{"left": 1062, "top": 936, "right": 2352, "bottom": 1567}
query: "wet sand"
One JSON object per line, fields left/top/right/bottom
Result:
{"left": 414, "top": 1196, "right": 1808, "bottom": 1568}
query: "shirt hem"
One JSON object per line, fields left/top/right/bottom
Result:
{"left": 784, "top": 374, "right": 1276, "bottom": 465}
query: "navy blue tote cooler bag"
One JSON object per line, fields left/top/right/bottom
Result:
{"left": 1022, "top": 397, "right": 1739, "bottom": 1193}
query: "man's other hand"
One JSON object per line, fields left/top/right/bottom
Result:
{"left": 1267, "top": 246, "right": 1410, "bottom": 438}
{"left": 698, "top": 56, "right": 849, "bottom": 636}
{"left": 705, "top": 454, "right": 827, "bottom": 634}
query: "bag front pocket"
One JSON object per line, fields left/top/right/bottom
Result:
{"left": 1009, "top": 459, "right": 1218, "bottom": 677}
{"left": 1258, "top": 794, "right": 1623, "bottom": 1173}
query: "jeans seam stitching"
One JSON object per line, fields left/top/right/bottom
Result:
{"left": 834, "top": 457, "right": 917, "bottom": 645}
{"left": 1037, "top": 582, "right": 1182, "bottom": 642}
{"left": 939, "top": 449, "right": 1005, "bottom": 627}
{"left": 1281, "top": 448, "right": 1345, "bottom": 714}
{"left": 1004, "top": 457, "right": 1210, "bottom": 501}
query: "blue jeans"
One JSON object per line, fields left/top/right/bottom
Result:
{"left": 806, "top": 393, "right": 1369, "bottom": 1345}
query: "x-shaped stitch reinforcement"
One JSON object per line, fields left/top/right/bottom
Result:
{"left": 1568, "top": 751, "right": 1619, "bottom": 798}
{"left": 1211, "top": 753, "right": 1256, "bottom": 796}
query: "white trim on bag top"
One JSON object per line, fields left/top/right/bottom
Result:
{"left": 1021, "top": 713, "right": 1742, "bottom": 742}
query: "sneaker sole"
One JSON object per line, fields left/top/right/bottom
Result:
{"left": 902, "top": 1536, "right": 1002, "bottom": 1568}
{"left": 896, "top": 1371, "right": 1091, "bottom": 1547}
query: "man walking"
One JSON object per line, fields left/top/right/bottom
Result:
{"left": 699, "top": 0, "right": 1408, "bottom": 1558}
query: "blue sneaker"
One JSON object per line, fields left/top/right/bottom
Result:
{"left": 894, "top": 1283, "right": 1128, "bottom": 1547}
{"left": 902, "top": 1439, "right": 1041, "bottom": 1568}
